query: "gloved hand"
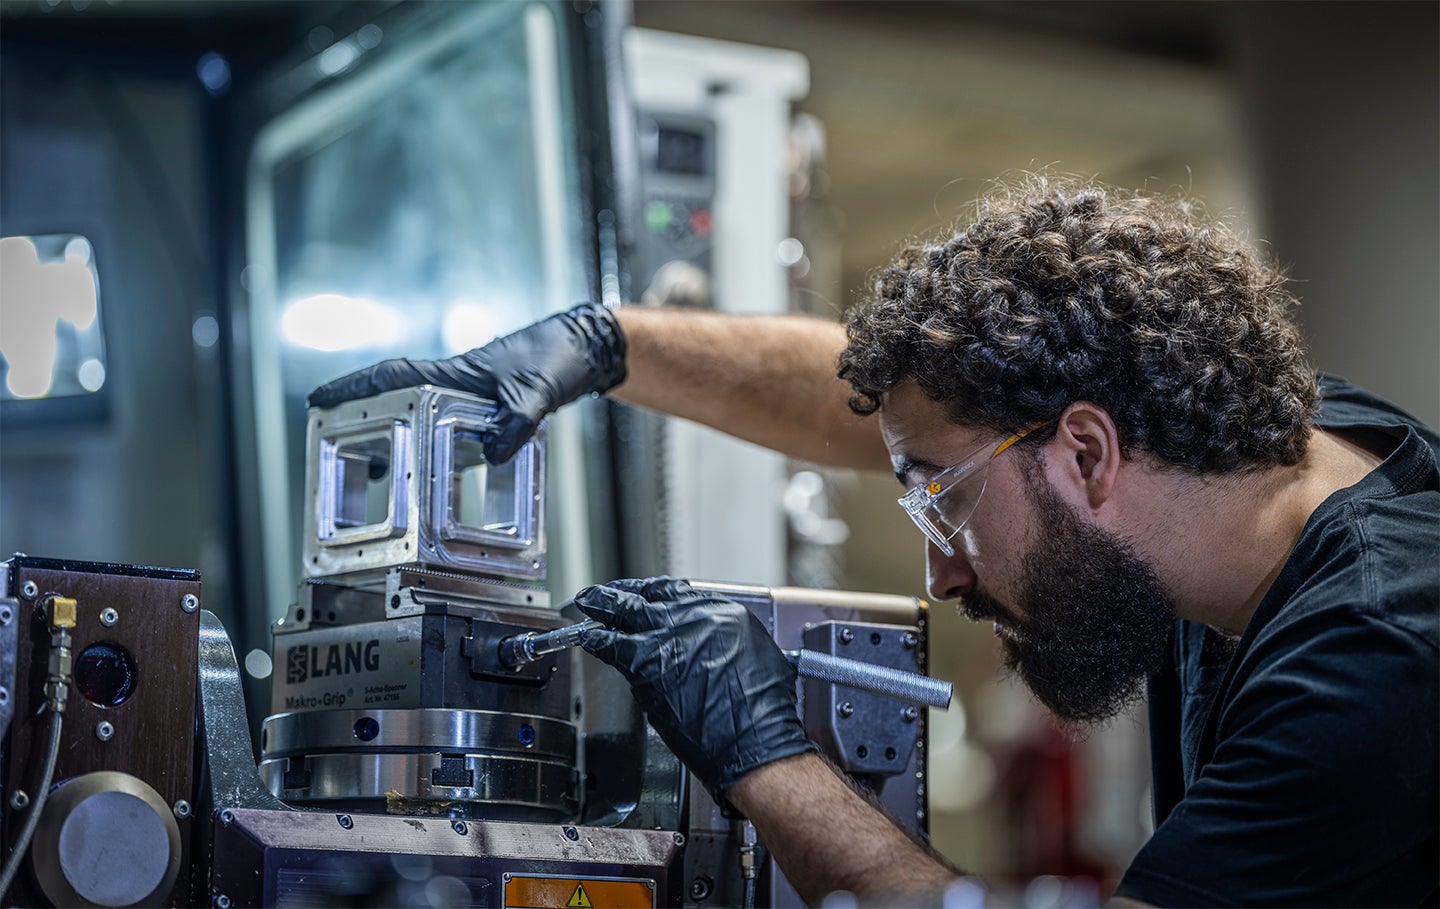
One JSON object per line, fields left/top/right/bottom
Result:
{"left": 306, "top": 303, "right": 626, "bottom": 464}
{"left": 575, "top": 577, "right": 818, "bottom": 805}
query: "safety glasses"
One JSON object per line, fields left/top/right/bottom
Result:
{"left": 897, "top": 424, "right": 1044, "bottom": 557}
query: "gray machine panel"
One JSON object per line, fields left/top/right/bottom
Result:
{"left": 210, "top": 808, "right": 684, "bottom": 908}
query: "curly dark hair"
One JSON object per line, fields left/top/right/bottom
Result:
{"left": 838, "top": 174, "right": 1319, "bottom": 472}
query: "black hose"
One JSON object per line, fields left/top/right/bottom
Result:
{"left": 0, "top": 710, "right": 64, "bottom": 898}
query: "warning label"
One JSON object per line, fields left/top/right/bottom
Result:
{"left": 502, "top": 875, "right": 655, "bottom": 909}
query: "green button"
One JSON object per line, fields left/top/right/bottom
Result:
{"left": 644, "top": 201, "right": 673, "bottom": 232}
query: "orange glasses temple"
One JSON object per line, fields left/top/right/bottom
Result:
{"left": 991, "top": 420, "right": 1050, "bottom": 458}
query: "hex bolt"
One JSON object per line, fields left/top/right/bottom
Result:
{"left": 219, "top": 809, "right": 236, "bottom": 827}
{"left": 100, "top": 607, "right": 119, "bottom": 627}
{"left": 20, "top": 581, "right": 38, "bottom": 600}
{"left": 9, "top": 790, "right": 29, "bottom": 810}
{"left": 837, "top": 701, "right": 854, "bottom": 719}
{"left": 214, "top": 895, "right": 232, "bottom": 909}
{"left": 173, "top": 800, "right": 192, "bottom": 819}
{"left": 838, "top": 627, "right": 854, "bottom": 645}
{"left": 95, "top": 721, "right": 115, "bottom": 742}
{"left": 451, "top": 820, "right": 468, "bottom": 835}
{"left": 181, "top": 594, "right": 199, "bottom": 613}
{"left": 902, "top": 631, "right": 919, "bottom": 649}
{"left": 337, "top": 814, "right": 354, "bottom": 830}
{"left": 562, "top": 826, "right": 579, "bottom": 841}
{"left": 902, "top": 706, "right": 920, "bottom": 723}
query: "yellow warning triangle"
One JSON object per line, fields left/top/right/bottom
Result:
{"left": 567, "top": 882, "right": 593, "bottom": 909}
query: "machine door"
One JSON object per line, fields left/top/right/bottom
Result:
{"left": 233, "top": 1, "right": 614, "bottom": 639}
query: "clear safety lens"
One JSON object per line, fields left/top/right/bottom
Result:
{"left": 898, "top": 455, "right": 991, "bottom": 557}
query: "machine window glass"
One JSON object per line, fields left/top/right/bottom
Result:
{"left": 244, "top": 2, "right": 592, "bottom": 616}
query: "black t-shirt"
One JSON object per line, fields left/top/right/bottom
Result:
{"left": 1116, "top": 376, "right": 1440, "bottom": 907}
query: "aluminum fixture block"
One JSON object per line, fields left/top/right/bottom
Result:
{"left": 303, "top": 386, "right": 546, "bottom": 581}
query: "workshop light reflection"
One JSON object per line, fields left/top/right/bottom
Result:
{"left": 441, "top": 301, "right": 504, "bottom": 354}
{"left": 0, "top": 235, "right": 102, "bottom": 398}
{"left": 281, "top": 293, "right": 405, "bottom": 352}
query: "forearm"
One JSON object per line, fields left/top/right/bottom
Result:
{"left": 728, "top": 752, "right": 961, "bottom": 905}
{"left": 611, "top": 306, "right": 890, "bottom": 470}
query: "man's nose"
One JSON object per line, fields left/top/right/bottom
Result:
{"left": 926, "top": 539, "right": 977, "bottom": 602}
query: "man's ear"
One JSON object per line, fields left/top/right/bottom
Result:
{"left": 1045, "top": 401, "right": 1123, "bottom": 511}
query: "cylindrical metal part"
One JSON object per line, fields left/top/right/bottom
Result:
{"left": 523, "top": 619, "right": 601, "bottom": 657}
{"left": 261, "top": 708, "right": 579, "bottom": 820}
{"left": 785, "top": 649, "right": 952, "bottom": 709}
{"left": 29, "top": 771, "right": 183, "bottom": 909}
{"left": 263, "top": 708, "right": 576, "bottom": 761}
{"left": 497, "top": 619, "right": 602, "bottom": 668}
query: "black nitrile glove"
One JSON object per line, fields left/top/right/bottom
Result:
{"left": 306, "top": 303, "right": 626, "bottom": 464}
{"left": 575, "top": 577, "right": 818, "bottom": 805}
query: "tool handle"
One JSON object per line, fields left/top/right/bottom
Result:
{"left": 784, "top": 649, "right": 952, "bottom": 709}
{"left": 526, "top": 619, "right": 603, "bottom": 657}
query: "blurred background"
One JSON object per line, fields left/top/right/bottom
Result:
{"left": 2, "top": 0, "right": 1435, "bottom": 896}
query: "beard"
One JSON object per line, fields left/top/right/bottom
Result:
{"left": 963, "top": 468, "right": 1176, "bottom": 727}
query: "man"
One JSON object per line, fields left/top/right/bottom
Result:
{"left": 310, "top": 175, "right": 1438, "bottom": 906}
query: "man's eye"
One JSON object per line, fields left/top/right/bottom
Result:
{"left": 945, "top": 485, "right": 979, "bottom": 513}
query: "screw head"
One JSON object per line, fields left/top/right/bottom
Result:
{"left": 562, "top": 825, "right": 579, "bottom": 841}
{"left": 337, "top": 814, "right": 354, "bottom": 829}
{"left": 215, "top": 895, "right": 232, "bottom": 909}
{"left": 837, "top": 701, "right": 854, "bottom": 718}
{"left": 100, "top": 607, "right": 119, "bottom": 627}
{"left": 173, "top": 800, "right": 192, "bottom": 819}
{"left": 902, "top": 631, "right": 919, "bottom": 649}
{"left": 0, "top": 688, "right": 9, "bottom": 707}
{"left": 902, "top": 706, "right": 919, "bottom": 722}
{"left": 0, "top": 605, "right": 13, "bottom": 625}
{"left": 9, "top": 790, "right": 29, "bottom": 810}
{"left": 673, "top": 832, "right": 686, "bottom": 847}
{"left": 95, "top": 720, "right": 115, "bottom": 742}
{"left": 20, "top": 581, "right": 38, "bottom": 600}
{"left": 838, "top": 627, "right": 854, "bottom": 644}
{"left": 451, "top": 819, "right": 468, "bottom": 835}
{"left": 689, "top": 876, "right": 714, "bottom": 901}
{"left": 219, "top": 809, "right": 236, "bottom": 826}
{"left": 181, "top": 594, "right": 199, "bottom": 613}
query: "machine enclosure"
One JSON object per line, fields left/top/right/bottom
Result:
{"left": 1, "top": 389, "right": 933, "bottom": 908}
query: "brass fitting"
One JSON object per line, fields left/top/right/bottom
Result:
{"left": 47, "top": 596, "right": 77, "bottom": 629}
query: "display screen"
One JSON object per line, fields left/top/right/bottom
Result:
{"left": 655, "top": 126, "right": 708, "bottom": 176}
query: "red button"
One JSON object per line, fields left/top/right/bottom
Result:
{"left": 689, "top": 208, "right": 712, "bottom": 237}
